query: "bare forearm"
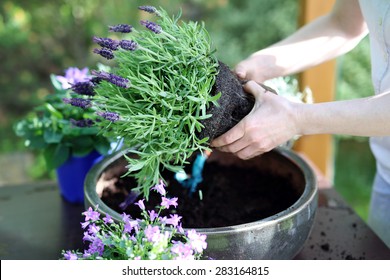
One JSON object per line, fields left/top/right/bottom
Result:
{"left": 296, "top": 92, "right": 390, "bottom": 136}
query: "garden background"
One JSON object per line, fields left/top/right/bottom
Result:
{"left": 0, "top": 0, "right": 375, "bottom": 220}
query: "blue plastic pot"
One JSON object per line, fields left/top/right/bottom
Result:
{"left": 56, "top": 150, "right": 102, "bottom": 204}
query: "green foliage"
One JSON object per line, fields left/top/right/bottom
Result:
{"left": 93, "top": 7, "right": 219, "bottom": 197}
{"left": 14, "top": 69, "right": 112, "bottom": 169}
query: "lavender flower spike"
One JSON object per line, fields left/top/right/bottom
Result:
{"left": 70, "top": 118, "right": 94, "bottom": 128}
{"left": 93, "top": 36, "right": 119, "bottom": 50}
{"left": 138, "top": 5, "right": 161, "bottom": 16}
{"left": 71, "top": 81, "right": 95, "bottom": 96}
{"left": 92, "top": 70, "right": 130, "bottom": 89}
{"left": 93, "top": 48, "right": 114, "bottom": 60}
{"left": 97, "top": 111, "right": 120, "bottom": 122}
{"left": 63, "top": 97, "right": 91, "bottom": 109}
{"left": 140, "top": 20, "right": 162, "bottom": 34}
{"left": 119, "top": 40, "right": 138, "bottom": 51}
{"left": 109, "top": 24, "right": 133, "bottom": 33}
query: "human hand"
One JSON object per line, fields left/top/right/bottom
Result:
{"left": 210, "top": 81, "right": 300, "bottom": 160}
{"left": 234, "top": 53, "right": 279, "bottom": 83}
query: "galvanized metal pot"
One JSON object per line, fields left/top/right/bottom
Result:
{"left": 84, "top": 147, "right": 317, "bottom": 260}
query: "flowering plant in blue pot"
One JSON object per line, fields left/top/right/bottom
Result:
{"left": 14, "top": 67, "right": 114, "bottom": 203}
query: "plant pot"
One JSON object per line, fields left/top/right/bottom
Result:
{"left": 56, "top": 150, "right": 103, "bottom": 204}
{"left": 84, "top": 147, "right": 318, "bottom": 260}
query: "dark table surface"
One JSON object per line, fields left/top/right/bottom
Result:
{"left": 0, "top": 181, "right": 389, "bottom": 260}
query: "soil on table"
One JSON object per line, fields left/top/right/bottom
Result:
{"left": 100, "top": 155, "right": 302, "bottom": 228}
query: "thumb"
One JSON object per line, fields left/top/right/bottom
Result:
{"left": 243, "top": 80, "right": 266, "bottom": 103}
{"left": 234, "top": 64, "right": 247, "bottom": 80}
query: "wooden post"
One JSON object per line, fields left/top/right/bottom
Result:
{"left": 293, "top": 0, "right": 336, "bottom": 181}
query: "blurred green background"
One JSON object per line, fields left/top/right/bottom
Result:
{"left": 0, "top": 0, "right": 375, "bottom": 220}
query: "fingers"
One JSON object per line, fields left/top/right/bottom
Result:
{"left": 211, "top": 120, "right": 245, "bottom": 148}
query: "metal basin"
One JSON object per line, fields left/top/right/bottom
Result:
{"left": 84, "top": 147, "right": 318, "bottom": 259}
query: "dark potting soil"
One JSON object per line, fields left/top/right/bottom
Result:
{"left": 100, "top": 157, "right": 302, "bottom": 228}
{"left": 197, "top": 61, "right": 255, "bottom": 141}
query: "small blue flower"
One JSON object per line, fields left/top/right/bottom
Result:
{"left": 109, "top": 24, "right": 133, "bottom": 33}
{"left": 93, "top": 48, "right": 114, "bottom": 60}
{"left": 140, "top": 20, "right": 162, "bottom": 34}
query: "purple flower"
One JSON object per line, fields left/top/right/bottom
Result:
{"left": 121, "top": 213, "right": 132, "bottom": 223}
{"left": 138, "top": 5, "right": 158, "bottom": 14}
{"left": 80, "top": 221, "right": 90, "bottom": 229}
{"left": 119, "top": 191, "right": 138, "bottom": 210}
{"left": 63, "top": 250, "right": 78, "bottom": 260}
{"left": 109, "top": 24, "right": 133, "bottom": 33}
{"left": 148, "top": 210, "right": 158, "bottom": 222}
{"left": 82, "top": 207, "right": 100, "bottom": 222}
{"left": 63, "top": 97, "right": 92, "bottom": 109}
{"left": 140, "top": 20, "right": 162, "bottom": 34}
{"left": 144, "top": 225, "right": 161, "bottom": 242}
{"left": 119, "top": 39, "right": 138, "bottom": 51}
{"left": 88, "top": 224, "right": 100, "bottom": 236}
{"left": 71, "top": 80, "right": 95, "bottom": 96}
{"left": 103, "top": 214, "right": 114, "bottom": 224}
{"left": 152, "top": 179, "right": 166, "bottom": 196}
{"left": 166, "top": 214, "right": 182, "bottom": 227}
{"left": 56, "top": 67, "right": 90, "bottom": 90}
{"left": 171, "top": 242, "right": 194, "bottom": 260}
{"left": 187, "top": 229, "right": 207, "bottom": 253}
{"left": 91, "top": 70, "right": 130, "bottom": 89}
{"left": 93, "top": 47, "right": 114, "bottom": 60}
{"left": 123, "top": 220, "right": 139, "bottom": 234}
{"left": 86, "top": 237, "right": 104, "bottom": 256}
{"left": 83, "top": 231, "right": 94, "bottom": 243}
{"left": 161, "top": 197, "right": 178, "bottom": 209}
{"left": 93, "top": 36, "right": 119, "bottom": 50}
{"left": 135, "top": 199, "right": 145, "bottom": 210}
{"left": 70, "top": 118, "right": 94, "bottom": 128}
{"left": 97, "top": 111, "right": 120, "bottom": 122}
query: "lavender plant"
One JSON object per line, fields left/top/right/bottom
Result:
{"left": 66, "top": 6, "right": 219, "bottom": 198}
{"left": 14, "top": 67, "right": 112, "bottom": 169}
{"left": 61, "top": 181, "right": 207, "bottom": 260}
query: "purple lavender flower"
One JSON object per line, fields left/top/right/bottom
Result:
{"left": 97, "top": 111, "right": 120, "bottom": 122}
{"left": 93, "top": 36, "right": 119, "bottom": 50}
{"left": 119, "top": 39, "right": 138, "bottom": 51}
{"left": 161, "top": 197, "right": 178, "bottom": 209}
{"left": 152, "top": 179, "right": 166, "bottom": 196}
{"left": 70, "top": 118, "right": 94, "bottom": 128}
{"left": 109, "top": 24, "right": 133, "bottom": 33}
{"left": 82, "top": 207, "right": 100, "bottom": 221}
{"left": 166, "top": 214, "right": 182, "bottom": 227}
{"left": 63, "top": 250, "right": 78, "bottom": 260}
{"left": 63, "top": 97, "right": 92, "bottom": 109}
{"left": 93, "top": 47, "right": 114, "bottom": 60}
{"left": 140, "top": 20, "right": 162, "bottom": 34}
{"left": 71, "top": 80, "right": 96, "bottom": 96}
{"left": 138, "top": 5, "right": 158, "bottom": 14}
{"left": 91, "top": 70, "right": 130, "bottom": 89}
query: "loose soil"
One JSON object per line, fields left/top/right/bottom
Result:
{"left": 100, "top": 152, "right": 303, "bottom": 228}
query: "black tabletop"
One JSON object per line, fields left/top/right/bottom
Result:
{"left": 0, "top": 181, "right": 389, "bottom": 260}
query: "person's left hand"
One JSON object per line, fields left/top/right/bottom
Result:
{"left": 211, "top": 81, "right": 300, "bottom": 159}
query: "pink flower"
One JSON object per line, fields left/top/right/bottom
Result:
{"left": 187, "top": 229, "right": 207, "bottom": 253}
{"left": 135, "top": 199, "right": 145, "bottom": 210}
{"left": 166, "top": 214, "right": 182, "bottom": 227}
{"left": 161, "top": 197, "right": 178, "bottom": 209}
{"left": 152, "top": 179, "right": 166, "bottom": 196}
